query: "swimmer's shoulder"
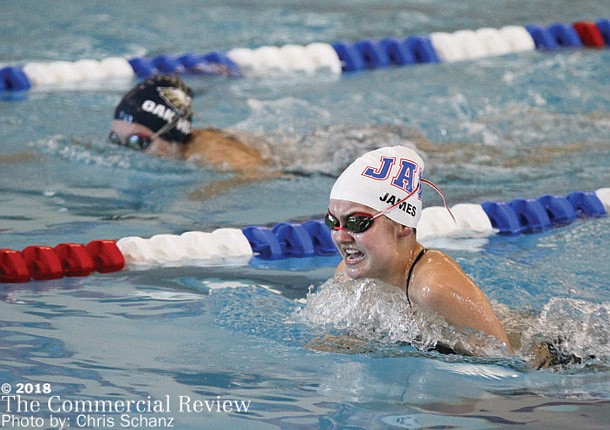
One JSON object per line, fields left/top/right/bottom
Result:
{"left": 408, "top": 248, "right": 472, "bottom": 304}
{"left": 189, "top": 127, "right": 243, "bottom": 148}
{"left": 410, "top": 248, "right": 454, "bottom": 278}
{"left": 184, "top": 128, "right": 269, "bottom": 172}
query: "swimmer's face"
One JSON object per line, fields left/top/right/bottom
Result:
{"left": 328, "top": 199, "right": 409, "bottom": 286}
{"left": 109, "top": 120, "right": 182, "bottom": 159}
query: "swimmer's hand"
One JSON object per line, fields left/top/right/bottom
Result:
{"left": 306, "top": 335, "right": 373, "bottom": 354}
{"left": 530, "top": 340, "right": 584, "bottom": 371}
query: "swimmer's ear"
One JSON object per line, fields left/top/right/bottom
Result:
{"left": 397, "top": 225, "right": 414, "bottom": 238}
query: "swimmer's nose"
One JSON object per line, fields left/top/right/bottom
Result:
{"left": 332, "top": 228, "right": 355, "bottom": 243}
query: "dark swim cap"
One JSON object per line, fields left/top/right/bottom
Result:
{"left": 114, "top": 75, "right": 194, "bottom": 143}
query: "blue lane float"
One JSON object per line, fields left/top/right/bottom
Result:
{"left": 0, "top": 67, "right": 31, "bottom": 91}
{"left": 481, "top": 190, "right": 607, "bottom": 235}
{"left": 1, "top": 19, "right": 608, "bottom": 93}
{"left": 1, "top": 188, "right": 608, "bottom": 283}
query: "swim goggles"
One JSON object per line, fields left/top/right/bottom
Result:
{"left": 109, "top": 108, "right": 191, "bottom": 151}
{"left": 108, "top": 132, "right": 153, "bottom": 150}
{"left": 325, "top": 211, "right": 382, "bottom": 234}
{"left": 325, "top": 178, "right": 455, "bottom": 234}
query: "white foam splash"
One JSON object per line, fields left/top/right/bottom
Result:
{"left": 297, "top": 276, "right": 511, "bottom": 356}
{"left": 435, "top": 362, "right": 519, "bottom": 380}
{"left": 520, "top": 297, "right": 610, "bottom": 366}
{"left": 298, "top": 277, "right": 422, "bottom": 344}
{"left": 132, "top": 290, "right": 203, "bottom": 301}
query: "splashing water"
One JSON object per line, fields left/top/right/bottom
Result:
{"left": 298, "top": 277, "right": 610, "bottom": 368}
{"left": 516, "top": 298, "right": 610, "bottom": 369}
{"left": 231, "top": 123, "right": 425, "bottom": 177}
{"left": 34, "top": 135, "right": 200, "bottom": 174}
{"left": 298, "top": 278, "right": 421, "bottom": 342}
{"left": 297, "top": 276, "right": 510, "bottom": 357}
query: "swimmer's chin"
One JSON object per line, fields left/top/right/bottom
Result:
{"left": 343, "top": 266, "right": 369, "bottom": 281}
{"left": 334, "top": 260, "right": 370, "bottom": 281}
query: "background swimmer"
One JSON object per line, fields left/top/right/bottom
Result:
{"left": 109, "top": 74, "right": 279, "bottom": 198}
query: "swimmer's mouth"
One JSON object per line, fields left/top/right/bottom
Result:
{"left": 343, "top": 247, "right": 365, "bottom": 264}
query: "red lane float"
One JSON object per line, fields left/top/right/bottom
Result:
{"left": 573, "top": 21, "right": 606, "bottom": 48}
{"left": 0, "top": 249, "right": 30, "bottom": 283}
{"left": 0, "top": 240, "right": 124, "bottom": 284}
{"left": 86, "top": 240, "right": 126, "bottom": 273}
{"left": 22, "top": 246, "right": 64, "bottom": 281}
{"left": 54, "top": 243, "right": 95, "bottom": 277}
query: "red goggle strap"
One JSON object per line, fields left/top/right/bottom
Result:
{"left": 421, "top": 178, "right": 456, "bottom": 224}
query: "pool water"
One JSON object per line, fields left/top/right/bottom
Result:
{"left": 1, "top": 1, "right": 610, "bottom": 429}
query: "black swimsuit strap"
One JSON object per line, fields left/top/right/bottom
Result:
{"left": 405, "top": 247, "right": 427, "bottom": 306}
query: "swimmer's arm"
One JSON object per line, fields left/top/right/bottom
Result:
{"left": 184, "top": 128, "right": 268, "bottom": 173}
{"left": 184, "top": 128, "right": 283, "bottom": 200}
{"left": 188, "top": 171, "right": 282, "bottom": 200}
{"left": 410, "top": 252, "right": 514, "bottom": 353}
{"left": 0, "top": 152, "right": 40, "bottom": 163}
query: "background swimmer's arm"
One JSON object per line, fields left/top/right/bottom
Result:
{"left": 0, "top": 152, "right": 40, "bottom": 163}
{"left": 188, "top": 171, "right": 281, "bottom": 200}
{"left": 410, "top": 251, "right": 514, "bottom": 353}
{"left": 184, "top": 128, "right": 268, "bottom": 173}
{"left": 184, "top": 128, "right": 282, "bottom": 200}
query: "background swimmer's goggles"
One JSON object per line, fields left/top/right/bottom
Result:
{"left": 109, "top": 108, "right": 191, "bottom": 151}
{"left": 325, "top": 178, "right": 456, "bottom": 233}
{"left": 108, "top": 132, "right": 152, "bottom": 150}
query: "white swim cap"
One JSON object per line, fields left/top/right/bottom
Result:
{"left": 330, "top": 146, "right": 424, "bottom": 228}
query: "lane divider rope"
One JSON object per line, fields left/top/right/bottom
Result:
{"left": 0, "top": 19, "right": 608, "bottom": 92}
{"left": 1, "top": 188, "right": 607, "bottom": 283}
